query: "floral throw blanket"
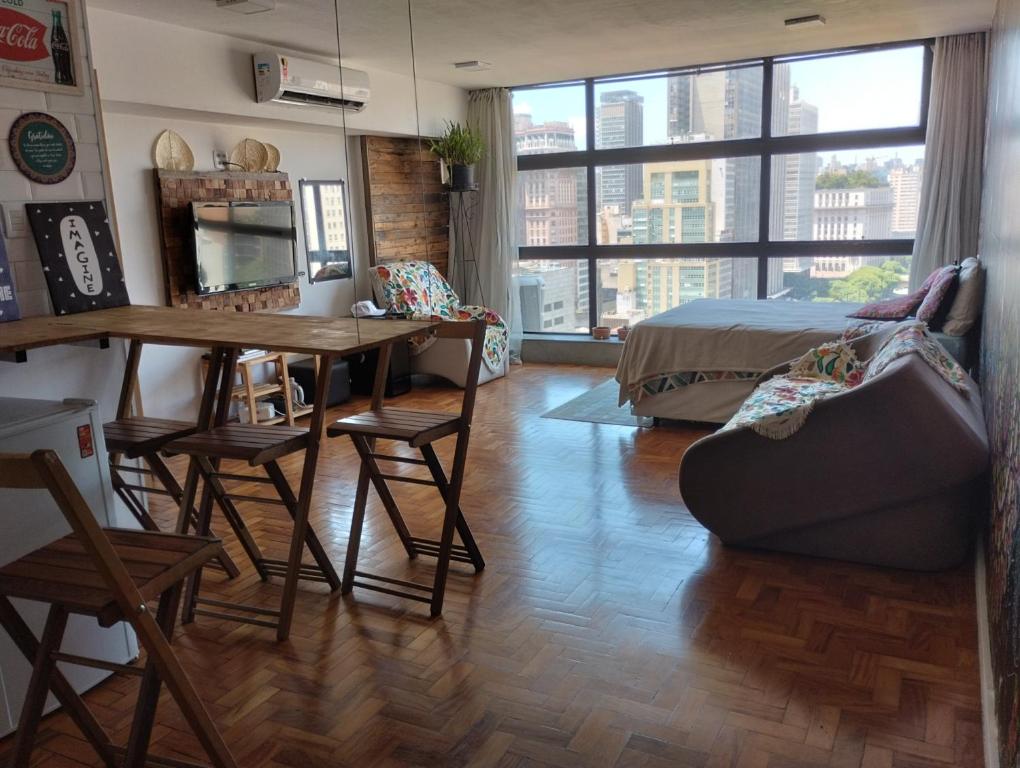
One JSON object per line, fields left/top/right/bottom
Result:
{"left": 720, "top": 377, "right": 849, "bottom": 439}
{"left": 862, "top": 322, "right": 970, "bottom": 392}
{"left": 720, "top": 321, "right": 969, "bottom": 440}
{"left": 370, "top": 262, "right": 509, "bottom": 373}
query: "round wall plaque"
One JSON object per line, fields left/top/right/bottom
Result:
{"left": 8, "top": 112, "right": 76, "bottom": 185}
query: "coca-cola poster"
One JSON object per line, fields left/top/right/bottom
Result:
{"left": 26, "top": 200, "right": 129, "bottom": 315}
{"left": 0, "top": 0, "right": 80, "bottom": 95}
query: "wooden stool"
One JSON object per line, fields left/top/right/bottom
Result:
{"left": 326, "top": 320, "right": 486, "bottom": 617}
{"left": 163, "top": 424, "right": 340, "bottom": 635}
{"left": 104, "top": 416, "right": 240, "bottom": 578}
{"left": 0, "top": 450, "right": 237, "bottom": 768}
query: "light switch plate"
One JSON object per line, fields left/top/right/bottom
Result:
{"left": 1, "top": 204, "right": 28, "bottom": 239}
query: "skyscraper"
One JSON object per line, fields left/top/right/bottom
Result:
{"left": 513, "top": 114, "right": 582, "bottom": 248}
{"left": 596, "top": 90, "right": 644, "bottom": 215}
{"left": 889, "top": 160, "right": 923, "bottom": 237}
{"left": 664, "top": 67, "right": 784, "bottom": 298}
{"left": 513, "top": 113, "right": 589, "bottom": 329}
{"left": 614, "top": 158, "right": 732, "bottom": 319}
{"left": 782, "top": 87, "right": 819, "bottom": 242}
{"left": 780, "top": 86, "right": 820, "bottom": 276}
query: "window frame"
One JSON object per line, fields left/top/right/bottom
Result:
{"left": 514, "top": 39, "right": 933, "bottom": 332}
{"left": 299, "top": 178, "right": 354, "bottom": 284}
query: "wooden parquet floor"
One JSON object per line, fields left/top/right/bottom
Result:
{"left": 0, "top": 365, "right": 983, "bottom": 767}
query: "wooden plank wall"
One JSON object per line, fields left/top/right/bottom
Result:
{"left": 361, "top": 135, "right": 449, "bottom": 276}
{"left": 154, "top": 170, "right": 299, "bottom": 312}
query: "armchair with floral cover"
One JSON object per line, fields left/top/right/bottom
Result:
{"left": 369, "top": 261, "right": 509, "bottom": 387}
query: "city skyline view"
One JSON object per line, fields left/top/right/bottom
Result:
{"left": 513, "top": 44, "right": 928, "bottom": 333}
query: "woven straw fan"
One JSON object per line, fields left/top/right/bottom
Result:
{"left": 153, "top": 130, "right": 195, "bottom": 171}
{"left": 230, "top": 138, "right": 269, "bottom": 172}
{"left": 264, "top": 143, "right": 281, "bottom": 172}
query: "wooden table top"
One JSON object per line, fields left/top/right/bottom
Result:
{"left": 0, "top": 305, "right": 437, "bottom": 357}
{"left": 0, "top": 314, "right": 108, "bottom": 353}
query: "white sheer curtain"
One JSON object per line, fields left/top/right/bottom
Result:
{"left": 450, "top": 88, "right": 521, "bottom": 361}
{"left": 909, "top": 33, "right": 988, "bottom": 289}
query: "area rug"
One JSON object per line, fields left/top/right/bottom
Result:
{"left": 542, "top": 379, "right": 654, "bottom": 427}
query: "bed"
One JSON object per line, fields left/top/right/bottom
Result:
{"left": 615, "top": 299, "right": 972, "bottom": 424}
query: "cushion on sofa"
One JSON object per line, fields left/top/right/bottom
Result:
{"left": 916, "top": 265, "right": 960, "bottom": 329}
{"left": 942, "top": 257, "right": 985, "bottom": 336}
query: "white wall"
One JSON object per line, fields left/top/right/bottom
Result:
{"left": 83, "top": 7, "right": 467, "bottom": 418}
{"left": 0, "top": 3, "right": 128, "bottom": 421}
{"left": 85, "top": 8, "right": 466, "bottom": 138}
{"left": 103, "top": 114, "right": 368, "bottom": 417}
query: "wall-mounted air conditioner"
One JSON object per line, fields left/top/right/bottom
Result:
{"left": 253, "top": 52, "right": 370, "bottom": 112}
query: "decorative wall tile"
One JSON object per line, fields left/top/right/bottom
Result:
{"left": 0, "top": 172, "right": 31, "bottom": 201}
{"left": 154, "top": 169, "right": 300, "bottom": 312}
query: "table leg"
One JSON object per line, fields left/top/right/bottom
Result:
{"left": 116, "top": 340, "right": 142, "bottom": 420}
{"left": 370, "top": 342, "right": 393, "bottom": 411}
{"left": 277, "top": 353, "right": 335, "bottom": 641}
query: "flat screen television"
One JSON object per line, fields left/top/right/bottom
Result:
{"left": 190, "top": 201, "right": 298, "bottom": 295}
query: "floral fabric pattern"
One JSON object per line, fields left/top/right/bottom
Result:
{"left": 369, "top": 261, "right": 508, "bottom": 373}
{"left": 863, "top": 321, "right": 970, "bottom": 393}
{"left": 720, "top": 377, "right": 848, "bottom": 440}
{"left": 635, "top": 370, "right": 759, "bottom": 402}
{"left": 788, "top": 340, "right": 865, "bottom": 387}
{"left": 370, "top": 261, "right": 460, "bottom": 320}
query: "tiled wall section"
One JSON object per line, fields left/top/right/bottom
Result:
{"left": 1, "top": 11, "right": 104, "bottom": 318}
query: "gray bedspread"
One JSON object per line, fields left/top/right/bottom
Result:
{"left": 615, "top": 299, "right": 868, "bottom": 405}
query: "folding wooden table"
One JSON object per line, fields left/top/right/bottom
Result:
{"left": 0, "top": 305, "right": 436, "bottom": 640}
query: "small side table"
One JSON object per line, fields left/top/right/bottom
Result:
{"left": 200, "top": 351, "right": 311, "bottom": 425}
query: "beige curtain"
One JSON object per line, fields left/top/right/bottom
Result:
{"left": 449, "top": 88, "right": 521, "bottom": 360}
{"left": 909, "top": 33, "right": 988, "bottom": 289}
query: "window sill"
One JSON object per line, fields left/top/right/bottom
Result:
{"left": 523, "top": 333, "right": 623, "bottom": 344}
{"left": 521, "top": 333, "right": 624, "bottom": 366}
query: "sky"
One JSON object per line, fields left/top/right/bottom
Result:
{"left": 512, "top": 46, "right": 926, "bottom": 165}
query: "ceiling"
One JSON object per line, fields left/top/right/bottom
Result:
{"left": 87, "top": 0, "right": 995, "bottom": 88}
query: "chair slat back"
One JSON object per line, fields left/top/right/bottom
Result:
{"left": 433, "top": 319, "right": 486, "bottom": 428}
{"left": 11, "top": 450, "right": 150, "bottom": 615}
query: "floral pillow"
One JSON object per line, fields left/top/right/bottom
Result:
{"left": 916, "top": 265, "right": 960, "bottom": 328}
{"left": 788, "top": 340, "right": 865, "bottom": 387}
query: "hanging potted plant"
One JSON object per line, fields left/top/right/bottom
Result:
{"left": 429, "top": 121, "right": 485, "bottom": 191}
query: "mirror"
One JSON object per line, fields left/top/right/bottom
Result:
{"left": 300, "top": 178, "right": 352, "bottom": 283}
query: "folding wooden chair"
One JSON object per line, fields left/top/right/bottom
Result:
{"left": 326, "top": 320, "right": 486, "bottom": 616}
{"left": 105, "top": 416, "right": 240, "bottom": 578}
{"left": 103, "top": 340, "right": 238, "bottom": 577}
{"left": 0, "top": 450, "right": 237, "bottom": 768}
{"left": 164, "top": 425, "right": 341, "bottom": 635}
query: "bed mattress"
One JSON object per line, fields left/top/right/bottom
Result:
{"left": 615, "top": 299, "right": 971, "bottom": 423}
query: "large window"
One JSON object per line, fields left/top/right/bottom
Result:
{"left": 514, "top": 41, "right": 931, "bottom": 332}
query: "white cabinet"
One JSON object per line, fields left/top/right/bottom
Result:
{"left": 0, "top": 398, "right": 138, "bottom": 737}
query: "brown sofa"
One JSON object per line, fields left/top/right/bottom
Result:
{"left": 678, "top": 325, "right": 989, "bottom": 571}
